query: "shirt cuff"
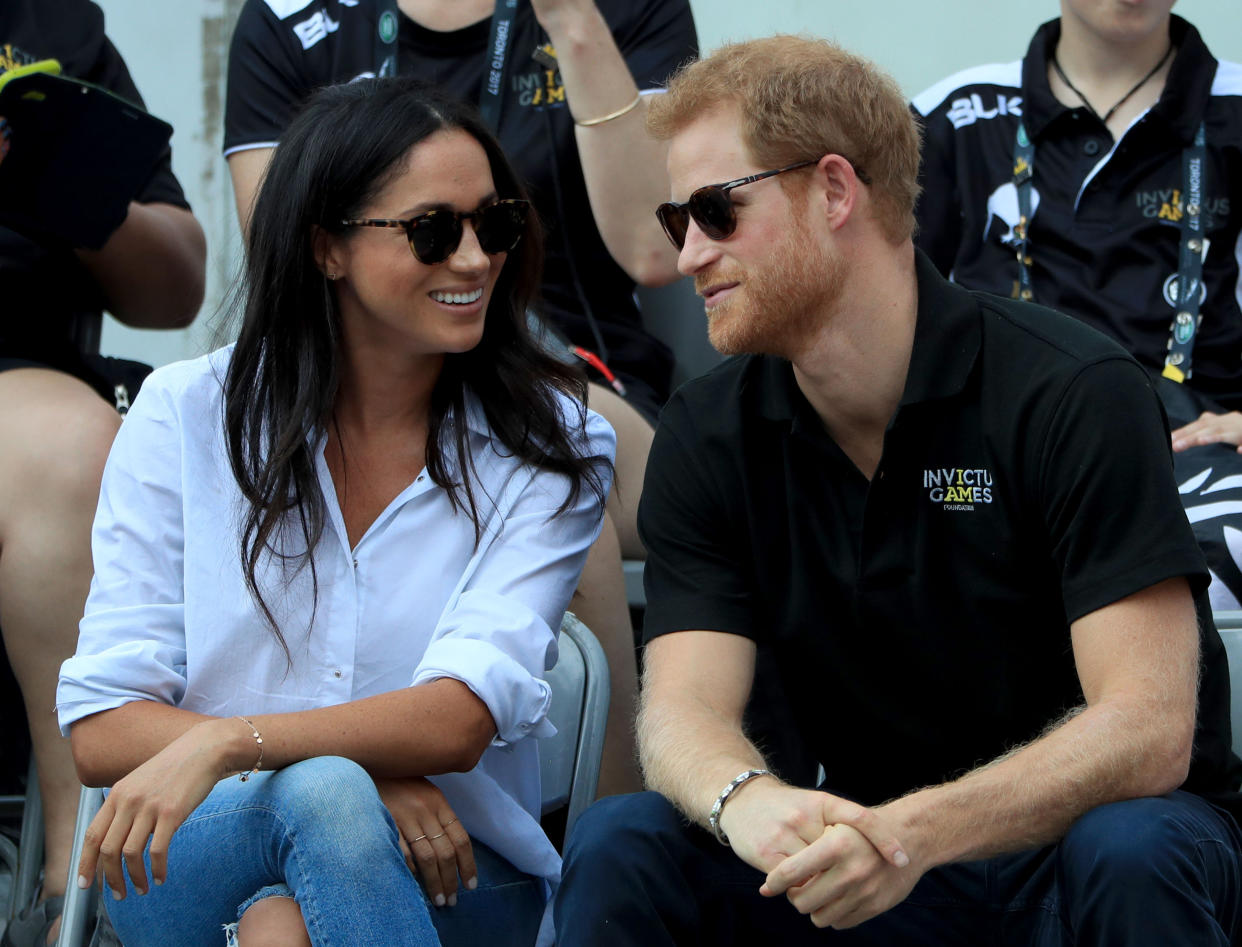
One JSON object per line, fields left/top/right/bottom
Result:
{"left": 412, "top": 636, "right": 556, "bottom": 747}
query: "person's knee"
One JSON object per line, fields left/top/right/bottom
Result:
{"left": 234, "top": 895, "right": 310, "bottom": 947}
{"left": 271, "top": 757, "right": 388, "bottom": 845}
{"left": 1059, "top": 796, "right": 1202, "bottom": 887}
{"left": 564, "top": 791, "right": 684, "bottom": 882}
{"left": 0, "top": 369, "right": 119, "bottom": 514}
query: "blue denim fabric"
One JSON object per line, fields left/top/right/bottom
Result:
{"left": 556, "top": 790, "right": 1242, "bottom": 946}
{"left": 103, "top": 757, "right": 544, "bottom": 947}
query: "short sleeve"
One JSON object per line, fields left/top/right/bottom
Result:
{"left": 223, "top": 0, "right": 309, "bottom": 154}
{"left": 638, "top": 393, "right": 756, "bottom": 643}
{"left": 607, "top": 0, "right": 698, "bottom": 91}
{"left": 1036, "top": 357, "right": 1209, "bottom": 622}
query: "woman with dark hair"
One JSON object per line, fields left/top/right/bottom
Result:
{"left": 55, "top": 76, "right": 612, "bottom": 946}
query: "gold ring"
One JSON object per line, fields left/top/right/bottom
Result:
{"left": 428, "top": 831, "right": 447, "bottom": 841}
{"left": 410, "top": 834, "right": 428, "bottom": 843}
{"left": 444, "top": 818, "right": 459, "bottom": 827}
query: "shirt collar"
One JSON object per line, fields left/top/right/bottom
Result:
{"left": 752, "top": 250, "right": 981, "bottom": 423}
{"left": 898, "top": 251, "right": 981, "bottom": 407}
{"left": 1022, "top": 15, "right": 1215, "bottom": 145}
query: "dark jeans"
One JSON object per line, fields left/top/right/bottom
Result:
{"left": 555, "top": 790, "right": 1242, "bottom": 946}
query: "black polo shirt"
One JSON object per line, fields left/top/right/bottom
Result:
{"left": 912, "top": 16, "right": 1242, "bottom": 409}
{"left": 640, "top": 252, "right": 1240, "bottom": 808}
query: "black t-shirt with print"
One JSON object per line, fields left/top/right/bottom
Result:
{"left": 0, "top": 0, "right": 189, "bottom": 377}
{"left": 640, "top": 251, "right": 1241, "bottom": 811}
{"left": 225, "top": 0, "right": 698, "bottom": 404}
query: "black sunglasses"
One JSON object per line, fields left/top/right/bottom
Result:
{"left": 341, "top": 198, "right": 530, "bottom": 265}
{"left": 656, "top": 157, "right": 869, "bottom": 250}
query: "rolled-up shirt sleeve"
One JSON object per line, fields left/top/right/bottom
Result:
{"left": 412, "top": 407, "right": 615, "bottom": 747}
{"left": 57, "top": 370, "right": 189, "bottom": 734}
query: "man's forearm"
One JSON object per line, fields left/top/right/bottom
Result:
{"left": 884, "top": 697, "right": 1193, "bottom": 870}
{"left": 638, "top": 690, "right": 772, "bottom": 828}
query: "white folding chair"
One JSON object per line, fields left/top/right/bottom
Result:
{"left": 541, "top": 612, "right": 612, "bottom": 838}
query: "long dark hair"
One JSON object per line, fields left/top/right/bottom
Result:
{"left": 224, "top": 77, "right": 609, "bottom": 655}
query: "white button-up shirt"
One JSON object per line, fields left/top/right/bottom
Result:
{"left": 58, "top": 346, "right": 614, "bottom": 935}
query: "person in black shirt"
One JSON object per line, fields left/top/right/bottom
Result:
{"left": 912, "top": 3, "right": 1242, "bottom": 606}
{"left": 554, "top": 34, "right": 1242, "bottom": 945}
{"left": 0, "top": 2, "right": 205, "bottom": 944}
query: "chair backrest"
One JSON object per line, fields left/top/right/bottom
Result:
{"left": 1212, "top": 610, "right": 1242, "bottom": 760}
{"left": 540, "top": 613, "right": 611, "bottom": 838}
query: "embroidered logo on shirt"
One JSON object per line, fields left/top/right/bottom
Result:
{"left": 512, "top": 44, "right": 565, "bottom": 108}
{"left": 1134, "top": 188, "right": 1230, "bottom": 227}
{"left": 292, "top": 10, "right": 339, "bottom": 50}
{"left": 945, "top": 93, "right": 1023, "bottom": 129}
{"left": 984, "top": 181, "right": 1041, "bottom": 248}
{"left": 924, "top": 467, "right": 994, "bottom": 510}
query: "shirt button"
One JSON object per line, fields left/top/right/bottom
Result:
{"left": 353, "top": 558, "right": 358, "bottom": 569}
{"left": 1083, "top": 139, "right": 1100, "bottom": 156}
{"left": 333, "top": 668, "right": 343, "bottom": 679}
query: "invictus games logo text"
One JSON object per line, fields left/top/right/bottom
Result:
{"left": 924, "top": 467, "right": 994, "bottom": 510}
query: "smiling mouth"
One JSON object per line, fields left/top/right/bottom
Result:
{"left": 699, "top": 281, "right": 739, "bottom": 307}
{"left": 430, "top": 288, "right": 484, "bottom": 305}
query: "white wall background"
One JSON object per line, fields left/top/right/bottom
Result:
{"left": 93, "top": 0, "right": 1241, "bottom": 367}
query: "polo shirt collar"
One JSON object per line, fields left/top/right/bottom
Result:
{"left": 898, "top": 251, "right": 981, "bottom": 407}
{"left": 752, "top": 251, "right": 981, "bottom": 423}
{"left": 1021, "top": 15, "right": 1215, "bottom": 146}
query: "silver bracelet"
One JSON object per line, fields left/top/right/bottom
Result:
{"left": 708, "top": 768, "right": 771, "bottom": 846}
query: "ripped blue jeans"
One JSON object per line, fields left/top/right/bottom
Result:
{"left": 102, "top": 756, "right": 545, "bottom": 947}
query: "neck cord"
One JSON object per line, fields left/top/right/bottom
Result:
{"left": 1051, "top": 42, "right": 1173, "bottom": 124}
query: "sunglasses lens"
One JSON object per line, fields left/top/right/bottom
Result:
{"left": 475, "top": 201, "right": 528, "bottom": 255}
{"left": 656, "top": 203, "right": 690, "bottom": 250}
{"left": 408, "top": 212, "right": 462, "bottom": 265}
{"left": 687, "top": 187, "right": 735, "bottom": 240}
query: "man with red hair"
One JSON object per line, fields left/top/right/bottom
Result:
{"left": 554, "top": 34, "right": 1242, "bottom": 946}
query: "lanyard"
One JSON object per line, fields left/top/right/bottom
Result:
{"left": 1164, "top": 122, "right": 1208, "bottom": 383}
{"left": 372, "top": 0, "right": 518, "bottom": 133}
{"left": 374, "top": 0, "right": 398, "bottom": 77}
{"left": 1011, "top": 120, "right": 1208, "bottom": 383}
{"left": 479, "top": 0, "right": 519, "bottom": 133}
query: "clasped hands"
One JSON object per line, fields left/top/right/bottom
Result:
{"left": 719, "top": 781, "right": 923, "bottom": 931}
